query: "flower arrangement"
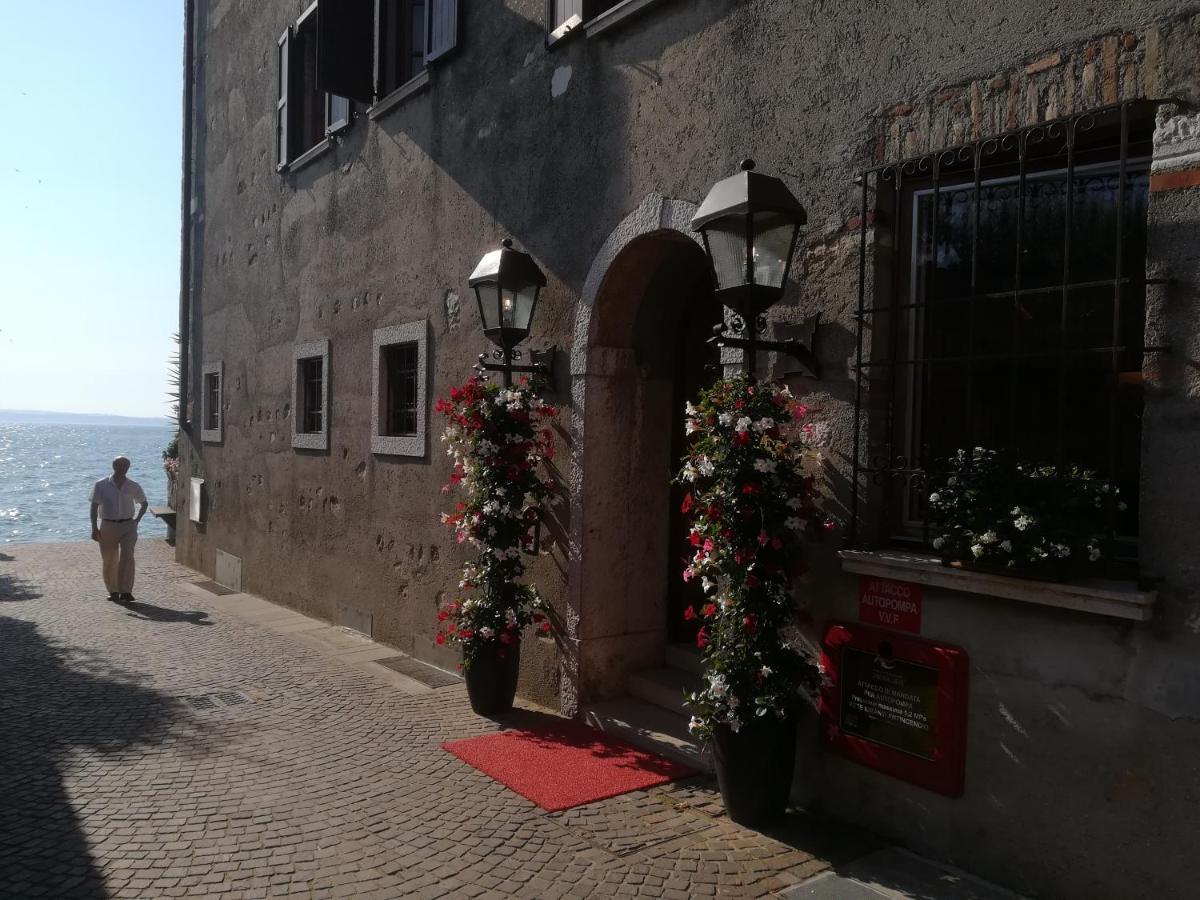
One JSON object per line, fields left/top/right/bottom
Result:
{"left": 434, "top": 377, "right": 558, "bottom": 667}
{"left": 676, "top": 376, "right": 829, "bottom": 742}
{"left": 928, "top": 447, "right": 1125, "bottom": 576}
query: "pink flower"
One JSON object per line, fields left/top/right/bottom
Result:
{"left": 757, "top": 530, "right": 770, "bottom": 546}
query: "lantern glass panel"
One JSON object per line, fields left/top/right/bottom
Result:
{"left": 751, "top": 212, "right": 797, "bottom": 289}
{"left": 704, "top": 221, "right": 749, "bottom": 291}
{"left": 501, "top": 283, "right": 538, "bottom": 333}
{"left": 475, "top": 284, "right": 501, "bottom": 331}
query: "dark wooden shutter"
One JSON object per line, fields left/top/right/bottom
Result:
{"left": 425, "top": 0, "right": 457, "bottom": 64}
{"left": 277, "top": 27, "right": 292, "bottom": 169}
{"left": 317, "top": 0, "right": 376, "bottom": 104}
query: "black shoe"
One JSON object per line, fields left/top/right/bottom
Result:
{"left": 120, "top": 593, "right": 135, "bottom": 604}
{"left": 108, "top": 593, "right": 121, "bottom": 603}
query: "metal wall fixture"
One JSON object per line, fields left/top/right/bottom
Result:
{"left": 468, "top": 238, "right": 554, "bottom": 387}
{"left": 692, "top": 159, "right": 819, "bottom": 379}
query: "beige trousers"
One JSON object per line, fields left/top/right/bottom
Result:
{"left": 99, "top": 519, "right": 138, "bottom": 595}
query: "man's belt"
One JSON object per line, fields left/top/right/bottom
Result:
{"left": 103, "top": 518, "right": 133, "bottom": 523}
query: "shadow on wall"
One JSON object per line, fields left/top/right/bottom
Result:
{"left": 0, "top": 614, "right": 188, "bottom": 897}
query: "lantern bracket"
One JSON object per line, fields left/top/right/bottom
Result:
{"left": 710, "top": 314, "right": 820, "bottom": 379}
{"left": 474, "top": 345, "right": 557, "bottom": 387}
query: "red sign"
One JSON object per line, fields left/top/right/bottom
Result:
{"left": 858, "top": 576, "right": 922, "bottom": 633}
{"left": 820, "top": 622, "right": 969, "bottom": 797}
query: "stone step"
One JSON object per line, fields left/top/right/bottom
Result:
{"left": 665, "top": 642, "right": 703, "bottom": 675}
{"left": 583, "top": 697, "right": 711, "bottom": 772}
{"left": 629, "top": 665, "right": 702, "bottom": 717}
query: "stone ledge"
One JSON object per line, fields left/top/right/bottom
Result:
{"left": 584, "top": 0, "right": 673, "bottom": 39}
{"left": 839, "top": 550, "right": 1156, "bottom": 622}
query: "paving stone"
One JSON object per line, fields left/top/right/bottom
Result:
{"left": 0, "top": 541, "right": 864, "bottom": 898}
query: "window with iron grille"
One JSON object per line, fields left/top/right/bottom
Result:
{"left": 372, "top": 321, "right": 427, "bottom": 457}
{"left": 849, "top": 100, "right": 1176, "bottom": 567}
{"left": 204, "top": 373, "right": 220, "bottom": 432}
{"left": 382, "top": 343, "right": 419, "bottom": 436}
{"left": 300, "top": 357, "right": 324, "bottom": 434}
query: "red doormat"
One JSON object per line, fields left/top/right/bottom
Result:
{"left": 442, "top": 719, "right": 696, "bottom": 812}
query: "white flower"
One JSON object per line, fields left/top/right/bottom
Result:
{"left": 685, "top": 419, "right": 699, "bottom": 435}
{"left": 931, "top": 536, "right": 944, "bottom": 550}
{"left": 700, "top": 576, "right": 715, "bottom": 594}
{"left": 1010, "top": 506, "right": 1022, "bottom": 516}
{"left": 708, "top": 674, "right": 728, "bottom": 697}
{"left": 682, "top": 463, "right": 698, "bottom": 482}
{"left": 980, "top": 531, "right": 998, "bottom": 544}
{"left": 787, "top": 497, "right": 804, "bottom": 510}
{"left": 929, "top": 492, "right": 941, "bottom": 503}
{"left": 752, "top": 417, "right": 775, "bottom": 433}
{"left": 785, "top": 516, "right": 805, "bottom": 531}
{"left": 1014, "top": 514, "right": 1034, "bottom": 531}
{"left": 727, "top": 694, "right": 740, "bottom": 709}
{"left": 729, "top": 717, "right": 742, "bottom": 733}
{"left": 971, "top": 543, "right": 985, "bottom": 558}
{"left": 688, "top": 716, "right": 702, "bottom": 734}
{"left": 478, "top": 626, "right": 495, "bottom": 639}
{"left": 1053, "top": 544, "right": 1071, "bottom": 558}
{"left": 760, "top": 666, "right": 773, "bottom": 678}
{"left": 735, "top": 416, "right": 753, "bottom": 433}
{"left": 753, "top": 458, "right": 777, "bottom": 474}
{"left": 696, "top": 456, "right": 715, "bottom": 476}
{"left": 1000, "top": 540, "right": 1013, "bottom": 552}
{"left": 1088, "top": 546, "right": 1101, "bottom": 562}
{"left": 685, "top": 402, "right": 698, "bottom": 417}
{"left": 718, "top": 412, "right": 733, "bottom": 426}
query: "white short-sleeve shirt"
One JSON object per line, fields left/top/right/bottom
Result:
{"left": 89, "top": 476, "right": 148, "bottom": 521}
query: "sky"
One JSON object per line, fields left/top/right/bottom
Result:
{"left": 0, "top": 2, "right": 183, "bottom": 419}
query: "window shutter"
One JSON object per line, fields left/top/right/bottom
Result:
{"left": 317, "top": 0, "right": 376, "bottom": 104}
{"left": 425, "top": 0, "right": 458, "bottom": 64}
{"left": 326, "top": 94, "right": 351, "bottom": 136}
{"left": 276, "top": 27, "right": 291, "bottom": 169}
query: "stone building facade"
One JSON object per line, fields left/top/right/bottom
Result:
{"left": 177, "top": 1, "right": 1200, "bottom": 896}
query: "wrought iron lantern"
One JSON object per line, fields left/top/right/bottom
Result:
{"left": 693, "top": 159, "right": 819, "bottom": 378}
{"left": 468, "top": 238, "right": 552, "bottom": 386}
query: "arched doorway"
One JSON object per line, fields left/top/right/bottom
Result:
{"left": 566, "top": 197, "right": 719, "bottom": 709}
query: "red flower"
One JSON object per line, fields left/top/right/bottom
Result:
{"left": 702, "top": 603, "right": 718, "bottom": 618}
{"left": 680, "top": 493, "right": 693, "bottom": 515}
{"left": 733, "top": 431, "right": 751, "bottom": 447}
{"left": 743, "top": 614, "right": 758, "bottom": 633}
{"left": 822, "top": 519, "right": 837, "bottom": 533}
{"left": 435, "top": 633, "right": 446, "bottom": 645}
{"left": 683, "top": 605, "right": 696, "bottom": 621}
{"left": 757, "top": 530, "right": 770, "bottom": 546}
{"left": 688, "top": 531, "right": 702, "bottom": 547}
{"left": 696, "top": 627, "right": 709, "bottom": 649}
{"left": 540, "top": 621, "right": 551, "bottom": 634}
{"left": 499, "top": 632, "right": 512, "bottom": 645}
{"left": 741, "top": 483, "right": 758, "bottom": 495}
{"left": 437, "top": 611, "right": 449, "bottom": 622}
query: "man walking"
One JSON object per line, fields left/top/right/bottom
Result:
{"left": 89, "top": 456, "right": 149, "bottom": 603}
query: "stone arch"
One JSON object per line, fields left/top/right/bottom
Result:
{"left": 562, "top": 194, "right": 711, "bottom": 714}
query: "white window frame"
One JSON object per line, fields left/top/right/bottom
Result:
{"left": 200, "top": 361, "right": 223, "bottom": 444}
{"left": 372, "top": 321, "right": 428, "bottom": 457}
{"left": 293, "top": 339, "right": 330, "bottom": 451}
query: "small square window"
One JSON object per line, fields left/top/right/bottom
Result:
{"left": 372, "top": 322, "right": 427, "bottom": 457}
{"left": 200, "top": 362, "right": 223, "bottom": 444}
{"left": 292, "top": 340, "right": 330, "bottom": 451}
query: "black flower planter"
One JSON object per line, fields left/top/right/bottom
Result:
{"left": 465, "top": 640, "right": 521, "bottom": 717}
{"left": 711, "top": 716, "right": 796, "bottom": 827}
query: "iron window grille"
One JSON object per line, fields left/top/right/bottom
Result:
{"left": 204, "top": 373, "right": 221, "bottom": 432}
{"left": 300, "top": 357, "right": 325, "bottom": 434}
{"left": 848, "top": 99, "right": 1185, "bottom": 570}
{"left": 382, "top": 342, "right": 420, "bottom": 436}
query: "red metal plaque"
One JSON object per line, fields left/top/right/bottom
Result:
{"left": 858, "top": 576, "right": 922, "bottom": 634}
{"left": 820, "top": 622, "right": 968, "bottom": 797}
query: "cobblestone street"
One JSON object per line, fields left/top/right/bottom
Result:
{"left": 0, "top": 541, "right": 874, "bottom": 899}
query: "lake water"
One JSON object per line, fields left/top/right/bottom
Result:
{"left": 0, "top": 425, "right": 174, "bottom": 543}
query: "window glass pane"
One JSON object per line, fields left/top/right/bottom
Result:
{"left": 296, "top": 16, "right": 324, "bottom": 152}
{"left": 301, "top": 358, "right": 323, "bottom": 433}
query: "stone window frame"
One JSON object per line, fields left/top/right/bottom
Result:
{"left": 200, "top": 361, "right": 223, "bottom": 444}
{"left": 292, "top": 339, "right": 330, "bottom": 451}
{"left": 371, "top": 320, "right": 428, "bottom": 457}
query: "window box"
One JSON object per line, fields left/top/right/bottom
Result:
{"left": 200, "top": 362, "right": 223, "bottom": 444}
{"left": 371, "top": 321, "right": 428, "bottom": 457}
{"left": 839, "top": 549, "right": 1155, "bottom": 622}
{"left": 293, "top": 339, "right": 330, "bottom": 451}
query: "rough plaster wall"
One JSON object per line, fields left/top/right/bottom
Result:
{"left": 176, "top": 0, "right": 1200, "bottom": 894}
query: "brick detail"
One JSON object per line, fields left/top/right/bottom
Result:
{"left": 1150, "top": 167, "right": 1200, "bottom": 192}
